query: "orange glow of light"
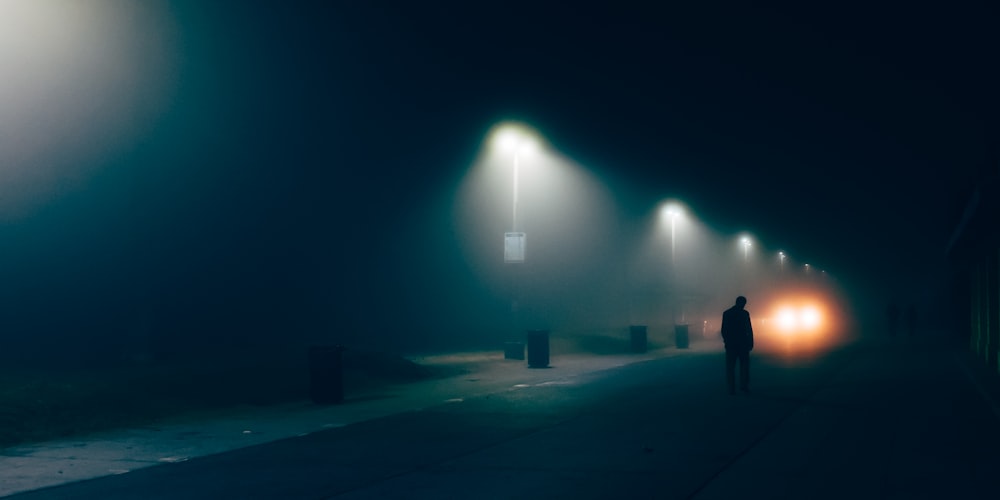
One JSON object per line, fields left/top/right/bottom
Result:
{"left": 801, "top": 306, "right": 821, "bottom": 330}
{"left": 777, "top": 307, "right": 797, "bottom": 332}
{"left": 756, "top": 286, "right": 849, "bottom": 360}
{"left": 766, "top": 300, "right": 827, "bottom": 337}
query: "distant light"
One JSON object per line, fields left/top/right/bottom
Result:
{"left": 801, "top": 306, "right": 821, "bottom": 330}
{"left": 772, "top": 303, "right": 824, "bottom": 334}
{"left": 777, "top": 307, "right": 797, "bottom": 331}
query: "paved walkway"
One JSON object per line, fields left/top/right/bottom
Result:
{"left": 3, "top": 334, "right": 1000, "bottom": 499}
{"left": 0, "top": 342, "right": 694, "bottom": 497}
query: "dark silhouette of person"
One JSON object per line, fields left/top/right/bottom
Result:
{"left": 904, "top": 304, "right": 917, "bottom": 337}
{"left": 721, "top": 296, "right": 754, "bottom": 395}
{"left": 886, "top": 302, "right": 900, "bottom": 337}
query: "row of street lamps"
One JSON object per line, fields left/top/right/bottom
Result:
{"left": 491, "top": 122, "right": 827, "bottom": 276}
{"left": 660, "top": 208, "right": 820, "bottom": 276}
{"left": 487, "top": 121, "right": 831, "bottom": 354}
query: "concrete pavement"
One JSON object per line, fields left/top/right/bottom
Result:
{"left": 1, "top": 342, "right": 689, "bottom": 497}
{"left": 4, "top": 334, "right": 1000, "bottom": 499}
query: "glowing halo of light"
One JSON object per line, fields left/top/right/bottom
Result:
{"left": 489, "top": 122, "right": 542, "bottom": 156}
{"left": 0, "top": 0, "right": 178, "bottom": 214}
{"left": 777, "top": 307, "right": 797, "bottom": 332}
{"left": 801, "top": 306, "right": 821, "bottom": 330}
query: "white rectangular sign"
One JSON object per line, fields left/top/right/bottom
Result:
{"left": 504, "top": 232, "right": 526, "bottom": 263}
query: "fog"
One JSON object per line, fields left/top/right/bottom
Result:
{"left": 0, "top": 2, "right": 866, "bottom": 372}
{"left": 439, "top": 123, "right": 852, "bottom": 353}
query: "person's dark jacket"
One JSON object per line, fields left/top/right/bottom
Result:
{"left": 721, "top": 305, "right": 754, "bottom": 351}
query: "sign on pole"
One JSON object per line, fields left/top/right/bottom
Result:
{"left": 504, "top": 232, "right": 526, "bottom": 263}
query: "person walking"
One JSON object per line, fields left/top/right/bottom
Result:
{"left": 722, "top": 296, "right": 754, "bottom": 395}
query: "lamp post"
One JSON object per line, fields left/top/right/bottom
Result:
{"left": 492, "top": 123, "right": 543, "bottom": 364}
{"left": 663, "top": 204, "right": 682, "bottom": 267}
{"left": 661, "top": 202, "right": 689, "bottom": 347}
{"left": 494, "top": 125, "right": 538, "bottom": 264}
{"left": 512, "top": 145, "right": 521, "bottom": 232}
{"left": 779, "top": 251, "right": 786, "bottom": 273}
{"left": 741, "top": 236, "right": 751, "bottom": 263}
{"left": 494, "top": 127, "right": 539, "bottom": 233}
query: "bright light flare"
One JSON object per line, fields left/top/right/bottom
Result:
{"left": 776, "top": 307, "right": 797, "bottom": 332}
{"left": 768, "top": 301, "right": 827, "bottom": 336}
{"left": 490, "top": 123, "right": 541, "bottom": 157}
{"left": 801, "top": 306, "right": 821, "bottom": 329}
{"left": 661, "top": 202, "right": 684, "bottom": 220}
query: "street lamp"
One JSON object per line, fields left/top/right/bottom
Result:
{"left": 660, "top": 201, "right": 689, "bottom": 346}
{"left": 492, "top": 123, "right": 540, "bottom": 264}
{"left": 493, "top": 125, "right": 540, "bottom": 232}
{"left": 740, "top": 236, "right": 752, "bottom": 263}
{"left": 661, "top": 203, "right": 683, "bottom": 267}
{"left": 491, "top": 122, "right": 545, "bottom": 364}
{"left": 778, "top": 251, "right": 786, "bottom": 272}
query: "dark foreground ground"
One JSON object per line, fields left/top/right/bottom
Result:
{"left": 5, "top": 332, "right": 1000, "bottom": 499}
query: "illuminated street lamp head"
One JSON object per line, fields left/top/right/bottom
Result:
{"left": 659, "top": 202, "right": 685, "bottom": 233}
{"left": 491, "top": 122, "right": 543, "bottom": 235}
{"left": 660, "top": 201, "right": 686, "bottom": 266}
{"left": 661, "top": 203, "right": 683, "bottom": 221}
{"left": 491, "top": 122, "right": 541, "bottom": 157}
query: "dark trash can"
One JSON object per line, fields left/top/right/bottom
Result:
{"left": 629, "top": 325, "right": 648, "bottom": 353}
{"left": 505, "top": 341, "right": 525, "bottom": 360}
{"left": 527, "top": 330, "right": 550, "bottom": 368}
{"left": 309, "top": 345, "right": 346, "bottom": 404}
{"left": 674, "top": 324, "right": 689, "bottom": 349}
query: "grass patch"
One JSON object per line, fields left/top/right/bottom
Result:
{"left": 0, "top": 348, "right": 438, "bottom": 449}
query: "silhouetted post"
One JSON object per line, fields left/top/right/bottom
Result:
{"left": 527, "top": 329, "right": 550, "bottom": 368}
{"left": 674, "top": 323, "right": 689, "bottom": 349}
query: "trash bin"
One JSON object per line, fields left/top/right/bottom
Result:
{"left": 526, "top": 329, "right": 550, "bottom": 368}
{"left": 309, "top": 345, "right": 346, "bottom": 404}
{"left": 504, "top": 341, "right": 525, "bottom": 360}
{"left": 629, "top": 325, "right": 647, "bottom": 353}
{"left": 674, "top": 324, "right": 689, "bottom": 349}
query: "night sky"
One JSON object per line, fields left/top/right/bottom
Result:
{"left": 0, "top": 1, "right": 996, "bottom": 359}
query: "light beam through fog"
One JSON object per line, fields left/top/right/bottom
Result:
{"left": 455, "top": 122, "right": 624, "bottom": 335}
{"left": 453, "top": 122, "right": 853, "bottom": 357}
{"left": 0, "top": 0, "right": 178, "bottom": 215}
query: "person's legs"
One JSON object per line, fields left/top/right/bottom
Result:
{"left": 739, "top": 350, "right": 750, "bottom": 391}
{"left": 725, "top": 349, "right": 737, "bottom": 394}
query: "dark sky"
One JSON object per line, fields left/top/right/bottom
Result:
{"left": 0, "top": 1, "right": 996, "bottom": 357}
{"left": 322, "top": 1, "right": 997, "bottom": 295}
